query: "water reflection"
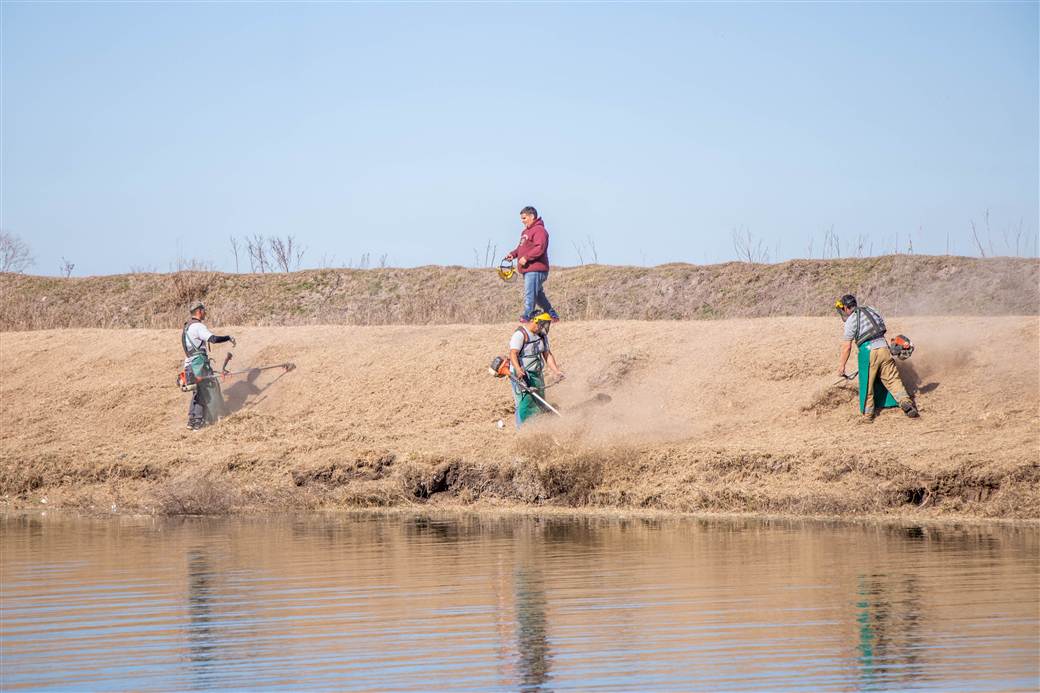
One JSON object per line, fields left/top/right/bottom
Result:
{"left": 515, "top": 567, "right": 551, "bottom": 691}
{"left": 187, "top": 549, "right": 218, "bottom": 685}
{"left": 1, "top": 514, "right": 1036, "bottom": 691}
{"left": 856, "top": 573, "right": 926, "bottom": 688}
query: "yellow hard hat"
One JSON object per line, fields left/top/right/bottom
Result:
{"left": 498, "top": 259, "right": 516, "bottom": 281}
{"left": 531, "top": 312, "right": 553, "bottom": 324}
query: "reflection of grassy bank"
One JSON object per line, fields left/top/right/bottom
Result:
{"left": 1, "top": 318, "right": 1037, "bottom": 519}
{"left": 1, "top": 255, "right": 1037, "bottom": 331}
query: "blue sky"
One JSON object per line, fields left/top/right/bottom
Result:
{"left": 3, "top": 2, "right": 1037, "bottom": 276}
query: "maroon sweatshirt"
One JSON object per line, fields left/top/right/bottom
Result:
{"left": 509, "top": 218, "right": 550, "bottom": 274}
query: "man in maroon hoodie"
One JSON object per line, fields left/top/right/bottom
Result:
{"left": 504, "top": 206, "right": 560, "bottom": 323}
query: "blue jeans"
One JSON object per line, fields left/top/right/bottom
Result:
{"left": 522, "top": 271, "right": 558, "bottom": 321}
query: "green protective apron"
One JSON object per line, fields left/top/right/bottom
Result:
{"left": 188, "top": 353, "right": 209, "bottom": 378}
{"left": 189, "top": 353, "right": 224, "bottom": 424}
{"left": 512, "top": 368, "right": 547, "bottom": 427}
{"left": 858, "top": 343, "right": 898, "bottom": 414}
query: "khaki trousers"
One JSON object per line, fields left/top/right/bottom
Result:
{"left": 865, "top": 347, "right": 909, "bottom": 413}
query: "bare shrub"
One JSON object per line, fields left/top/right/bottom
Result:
{"left": 229, "top": 236, "right": 240, "bottom": 272}
{"left": 268, "top": 235, "right": 305, "bottom": 272}
{"left": 732, "top": 226, "right": 769, "bottom": 263}
{"left": 823, "top": 225, "right": 840, "bottom": 258}
{"left": 969, "top": 220, "right": 986, "bottom": 257}
{"left": 0, "top": 231, "right": 34, "bottom": 273}
{"left": 59, "top": 258, "right": 74, "bottom": 278}
{"left": 473, "top": 240, "right": 497, "bottom": 268}
{"left": 246, "top": 234, "right": 269, "bottom": 272}
{"left": 170, "top": 257, "right": 216, "bottom": 308}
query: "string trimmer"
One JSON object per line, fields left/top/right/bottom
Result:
{"left": 178, "top": 360, "right": 296, "bottom": 392}
{"left": 833, "top": 370, "right": 858, "bottom": 386}
{"left": 509, "top": 375, "right": 563, "bottom": 418}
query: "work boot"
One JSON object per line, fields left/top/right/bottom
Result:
{"left": 863, "top": 407, "right": 875, "bottom": 421}
{"left": 900, "top": 401, "right": 919, "bottom": 418}
{"left": 189, "top": 419, "right": 205, "bottom": 431}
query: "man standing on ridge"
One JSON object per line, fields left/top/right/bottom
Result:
{"left": 504, "top": 206, "right": 560, "bottom": 323}
{"left": 182, "top": 300, "right": 236, "bottom": 430}
{"left": 835, "top": 294, "right": 918, "bottom": 420}
{"left": 509, "top": 312, "right": 564, "bottom": 427}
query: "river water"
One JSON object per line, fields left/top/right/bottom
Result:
{"left": 2, "top": 513, "right": 1037, "bottom": 691}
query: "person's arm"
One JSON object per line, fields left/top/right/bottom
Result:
{"left": 208, "top": 334, "right": 236, "bottom": 346}
{"left": 509, "top": 349, "right": 525, "bottom": 379}
{"left": 544, "top": 350, "right": 563, "bottom": 378}
{"left": 837, "top": 339, "right": 853, "bottom": 377}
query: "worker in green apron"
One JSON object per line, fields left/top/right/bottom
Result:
{"left": 835, "top": 295, "right": 918, "bottom": 419}
{"left": 508, "top": 312, "right": 564, "bottom": 427}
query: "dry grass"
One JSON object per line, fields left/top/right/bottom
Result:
{"left": 151, "top": 466, "right": 238, "bottom": 515}
{"left": 1, "top": 317, "right": 1036, "bottom": 519}
{"left": 1, "top": 255, "right": 1037, "bottom": 331}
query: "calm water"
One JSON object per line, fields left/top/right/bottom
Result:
{"left": 1, "top": 513, "right": 1037, "bottom": 691}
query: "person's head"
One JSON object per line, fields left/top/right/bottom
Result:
{"left": 528, "top": 311, "right": 553, "bottom": 334}
{"left": 835, "top": 294, "right": 857, "bottom": 320}
{"left": 520, "top": 206, "right": 538, "bottom": 228}
{"left": 189, "top": 300, "right": 206, "bottom": 320}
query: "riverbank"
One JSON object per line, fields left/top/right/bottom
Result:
{"left": 2, "top": 318, "right": 1036, "bottom": 519}
{"left": 2, "top": 255, "right": 1037, "bottom": 330}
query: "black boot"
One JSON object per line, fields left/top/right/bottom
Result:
{"left": 900, "top": 401, "right": 919, "bottom": 418}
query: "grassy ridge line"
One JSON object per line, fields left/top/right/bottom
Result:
{"left": 2, "top": 255, "right": 1036, "bottom": 331}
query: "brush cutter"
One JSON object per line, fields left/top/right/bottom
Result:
{"left": 178, "top": 361, "right": 296, "bottom": 392}
{"left": 833, "top": 371, "right": 858, "bottom": 386}
{"left": 509, "top": 374, "right": 563, "bottom": 418}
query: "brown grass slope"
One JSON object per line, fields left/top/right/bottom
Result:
{"left": 1, "top": 255, "right": 1036, "bottom": 331}
{"left": 1, "top": 318, "right": 1036, "bottom": 519}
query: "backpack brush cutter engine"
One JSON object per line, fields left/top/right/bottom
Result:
{"left": 489, "top": 355, "right": 511, "bottom": 378}
{"left": 889, "top": 334, "right": 915, "bottom": 360}
{"left": 488, "top": 355, "right": 561, "bottom": 388}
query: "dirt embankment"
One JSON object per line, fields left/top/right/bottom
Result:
{"left": 1, "top": 255, "right": 1036, "bottom": 331}
{"left": 2, "top": 318, "right": 1036, "bottom": 519}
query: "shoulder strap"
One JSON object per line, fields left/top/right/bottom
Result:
{"left": 182, "top": 318, "right": 203, "bottom": 357}
{"left": 854, "top": 307, "right": 885, "bottom": 346}
{"left": 513, "top": 326, "right": 546, "bottom": 358}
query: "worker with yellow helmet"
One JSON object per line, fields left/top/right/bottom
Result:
{"left": 508, "top": 312, "right": 564, "bottom": 427}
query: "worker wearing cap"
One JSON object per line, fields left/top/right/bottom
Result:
{"left": 835, "top": 294, "right": 918, "bottom": 419}
{"left": 182, "top": 300, "right": 236, "bottom": 430}
{"left": 509, "top": 312, "right": 564, "bottom": 427}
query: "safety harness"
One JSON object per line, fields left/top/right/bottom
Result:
{"left": 181, "top": 317, "right": 208, "bottom": 358}
{"left": 513, "top": 326, "right": 548, "bottom": 375}
{"left": 851, "top": 306, "right": 886, "bottom": 346}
